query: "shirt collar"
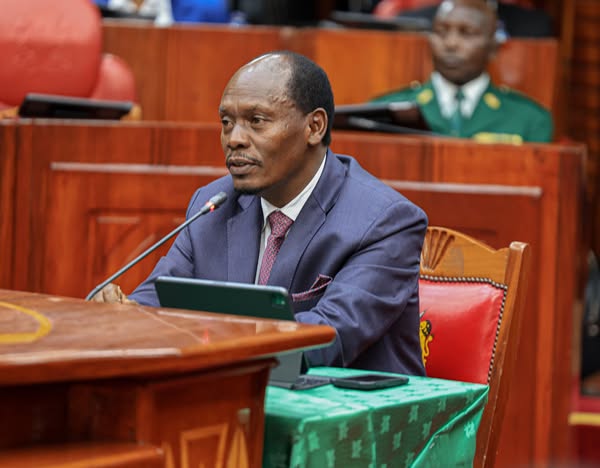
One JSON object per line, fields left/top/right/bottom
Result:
{"left": 431, "top": 71, "right": 490, "bottom": 118}
{"left": 260, "top": 152, "right": 327, "bottom": 227}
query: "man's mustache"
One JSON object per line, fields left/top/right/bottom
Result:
{"left": 226, "top": 153, "right": 262, "bottom": 167}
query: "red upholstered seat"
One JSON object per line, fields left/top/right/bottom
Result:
{"left": 0, "top": 0, "right": 136, "bottom": 109}
{"left": 91, "top": 54, "right": 138, "bottom": 102}
{"left": 419, "top": 278, "right": 506, "bottom": 385}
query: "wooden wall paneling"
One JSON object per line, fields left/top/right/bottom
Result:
{"left": 0, "top": 383, "right": 70, "bottom": 449}
{"left": 12, "top": 123, "right": 38, "bottom": 293}
{"left": 569, "top": 0, "right": 600, "bottom": 257}
{"left": 10, "top": 121, "right": 218, "bottom": 296}
{"left": 19, "top": 121, "right": 159, "bottom": 164}
{"left": 0, "top": 123, "right": 16, "bottom": 289}
{"left": 153, "top": 123, "right": 223, "bottom": 166}
{"left": 329, "top": 133, "right": 435, "bottom": 180}
{"left": 11, "top": 122, "right": 227, "bottom": 297}
{"left": 489, "top": 39, "right": 558, "bottom": 113}
{"left": 45, "top": 163, "right": 226, "bottom": 298}
{"left": 287, "top": 29, "right": 430, "bottom": 105}
{"left": 13, "top": 122, "right": 159, "bottom": 293}
{"left": 389, "top": 181, "right": 542, "bottom": 248}
{"left": 102, "top": 21, "right": 168, "bottom": 120}
{"left": 163, "top": 25, "right": 285, "bottom": 122}
{"left": 555, "top": 143, "right": 588, "bottom": 459}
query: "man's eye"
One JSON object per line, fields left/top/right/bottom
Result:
{"left": 432, "top": 26, "right": 447, "bottom": 37}
{"left": 221, "top": 118, "right": 232, "bottom": 127}
{"left": 251, "top": 116, "right": 264, "bottom": 125}
{"left": 460, "top": 28, "right": 480, "bottom": 37}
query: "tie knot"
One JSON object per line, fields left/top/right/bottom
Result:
{"left": 268, "top": 211, "right": 293, "bottom": 238}
{"left": 455, "top": 88, "right": 465, "bottom": 102}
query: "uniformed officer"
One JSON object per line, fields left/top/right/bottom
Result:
{"left": 372, "top": 0, "right": 553, "bottom": 143}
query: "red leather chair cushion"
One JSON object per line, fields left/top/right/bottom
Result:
{"left": 0, "top": 0, "right": 102, "bottom": 106}
{"left": 91, "top": 54, "right": 137, "bottom": 102}
{"left": 419, "top": 277, "right": 506, "bottom": 384}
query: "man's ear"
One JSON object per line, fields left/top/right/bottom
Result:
{"left": 307, "top": 108, "right": 327, "bottom": 146}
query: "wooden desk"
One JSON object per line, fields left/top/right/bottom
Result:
{"left": 0, "top": 123, "right": 16, "bottom": 290}
{"left": 0, "top": 289, "right": 335, "bottom": 467}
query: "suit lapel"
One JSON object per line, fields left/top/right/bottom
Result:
{"left": 227, "top": 195, "right": 263, "bottom": 283}
{"left": 266, "top": 150, "right": 346, "bottom": 291}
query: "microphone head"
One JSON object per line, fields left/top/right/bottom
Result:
{"left": 207, "top": 191, "right": 228, "bottom": 210}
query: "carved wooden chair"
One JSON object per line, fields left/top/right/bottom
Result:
{"left": 418, "top": 226, "right": 531, "bottom": 468}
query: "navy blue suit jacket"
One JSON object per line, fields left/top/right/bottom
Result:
{"left": 130, "top": 150, "right": 428, "bottom": 375}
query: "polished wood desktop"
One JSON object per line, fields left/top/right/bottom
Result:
{"left": 0, "top": 289, "right": 336, "bottom": 467}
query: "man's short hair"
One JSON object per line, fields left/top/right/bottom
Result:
{"left": 276, "top": 51, "right": 335, "bottom": 147}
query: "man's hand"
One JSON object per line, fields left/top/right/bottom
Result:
{"left": 90, "top": 283, "right": 137, "bottom": 304}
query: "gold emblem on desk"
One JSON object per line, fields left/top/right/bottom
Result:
{"left": 0, "top": 301, "right": 52, "bottom": 344}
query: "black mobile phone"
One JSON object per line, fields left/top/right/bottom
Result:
{"left": 331, "top": 373, "right": 409, "bottom": 391}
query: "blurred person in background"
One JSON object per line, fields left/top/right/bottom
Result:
{"left": 371, "top": 0, "right": 553, "bottom": 143}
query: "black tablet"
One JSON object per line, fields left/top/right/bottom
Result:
{"left": 155, "top": 276, "right": 295, "bottom": 321}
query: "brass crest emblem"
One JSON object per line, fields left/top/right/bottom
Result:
{"left": 419, "top": 309, "right": 434, "bottom": 366}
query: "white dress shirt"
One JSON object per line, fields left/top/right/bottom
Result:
{"left": 431, "top": 71, "right": 490, "bottom": 120}
{"left": 254, "top": 153, "right": 327, "bottom": 283}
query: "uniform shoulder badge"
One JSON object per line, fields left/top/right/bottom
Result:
{"left": 483, "top": 92, "right": 501, "bottom": 110}
{"left": 417, "top": 88, "right": 433, "bottom": 105}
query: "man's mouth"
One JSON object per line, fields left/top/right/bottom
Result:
{"left": 440, "top": 57, "right": 463, "bottom": 69}
{"left": 226, "top": 154, "right": 260, "bottom": 175}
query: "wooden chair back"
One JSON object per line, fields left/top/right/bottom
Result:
{"left": 418, "top": 226, "right": 531, "bottom": 468}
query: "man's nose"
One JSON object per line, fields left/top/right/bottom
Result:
{"left": 227, "top": 123, "right": 250, "bottom": 148}
{"left": 443, "top": 30, "right": 461, "bottom": 50}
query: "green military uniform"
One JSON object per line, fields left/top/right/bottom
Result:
{"left": 372, "top": 80, "right": 553, "bottom": 143}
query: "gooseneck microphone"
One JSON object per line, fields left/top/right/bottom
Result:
{"left": 85, "top": 191, "right": 227, "bottom": 301}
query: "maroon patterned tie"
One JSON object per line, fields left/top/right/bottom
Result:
{"left": 258, "top": 211, "right": 293, "bottom": 285}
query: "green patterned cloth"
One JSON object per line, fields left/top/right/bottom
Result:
{"left": 263, "top": 367, "right": 488, "bottom": 468}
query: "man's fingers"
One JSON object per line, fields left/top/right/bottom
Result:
{"left": 90, "top": 284, "right": 135, "bottom": 304}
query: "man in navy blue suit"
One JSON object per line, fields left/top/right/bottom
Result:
{"left": 94, "top": 51, "right": 428, "bottom": 375}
